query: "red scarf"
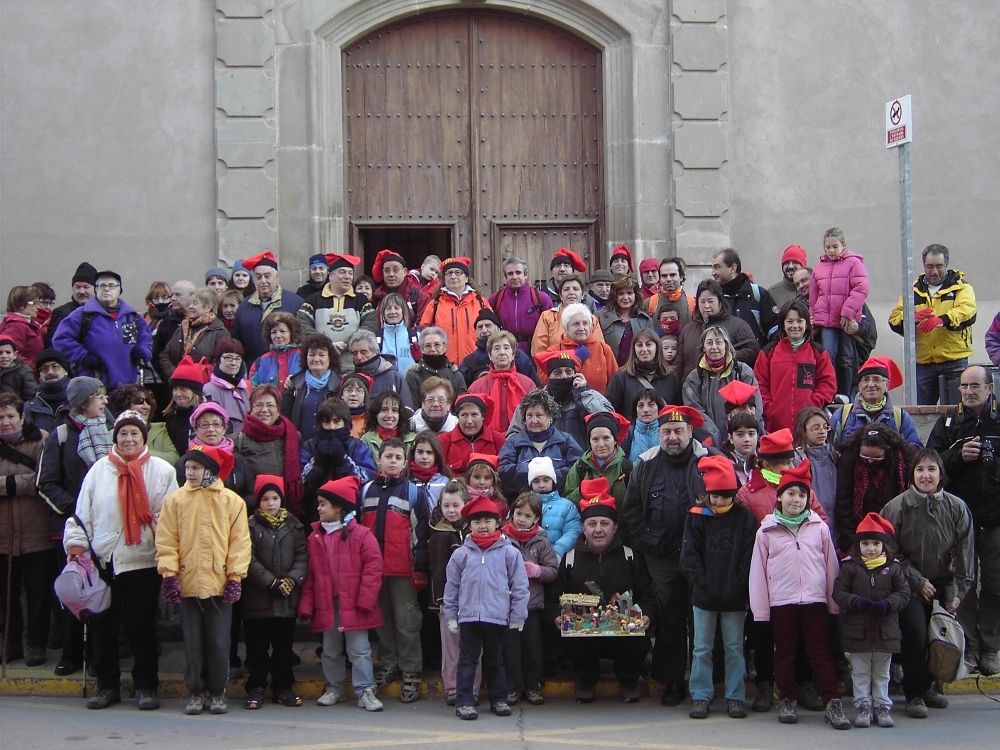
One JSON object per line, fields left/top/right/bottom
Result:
{"left": 503, "top": 522, "right": 539, "bottom": 544}
{"left": 409, "top": 461, "right": 438, "bottom": 483}
{"left": 376, "top": 426, "right": 398, "bottom": 440}
{"left": 472, "top": 530, "right": 503, "bottom": 550}
{"left": 852, "top": 455, "right": 907, "bottom": 523}
{"left": 242, "top": 414, "right": 303, "bottom": 516}
{"left": 486, "top": 367, "right": 530, "bottom": 431}
{"left": 108, "top": 447, "right": 153, "bottom": 546}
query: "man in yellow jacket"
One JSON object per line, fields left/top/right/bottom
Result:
{"left": 889, "top": 244, "right": 977, "bottom": 405}
{"left": 156, "top": 445, "right": 250, "bottom": 716}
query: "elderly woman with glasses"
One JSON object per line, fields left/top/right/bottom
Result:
{"left": 412, "top": 376, "right": 459, "bottom": 435}
{"left": 202, "top": 339, "right": 250, "bottom": 434}
{"left": 830, "top": 356, "right": 922, "bottom": 447}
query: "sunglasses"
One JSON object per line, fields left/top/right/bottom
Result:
{"left": 131, "top": 397, "right": 150, "bottom": 406}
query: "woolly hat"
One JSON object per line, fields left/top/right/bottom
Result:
{"left": 317, "top": 476, "right": 360, "bottom": 513}
{"left": 254, "top": 474, "right": 285, "bottom": 503}
{"left": 0, "top": 336, "right": 15, "bottom": 352}
{"left": 232, "top": 259, "right": 249, "bottom": 276}
{"left": 776, "top": 459, "right": 811, "bottom": 497}
{"left": 657, "top": 404, "right": 705, "bottom": 428}
{"left": 340, "top": 371, "right": 374, "bottom": 393}
{"left": 757, "top": 428, "right": 795, "bottom": 460}
{"left": 585, "top": 411, "right": 630, "bottom": 444}
{"left": 610, "top": 246, "right": 633, "bottom": 272}
{"left": 467, "top": 453, "right": 499, "bottom": 471}
{"left": 67, "top": 376, "right": 105, "bottom": 409}
{"left": 244, "top": 250, "right": 278, "bottom": 271}
{"left": 855, "top": 512, "right": 894, "bottom": 546}
{"left": 639, "top": 258, "right": 660, "bottom": 275}
{"left": 578, "top": 477, "right": 617, "bottom": 521}
{"left": 372, "top": 249, "right": 407, "bottom": 283}
{"left": 453, "top": 393, "right": 493, "bottom": 425}
{"left": 188, "top": 401, "right": 229, "bottom": 429}
{"left": 527, "top": 456, "right": 556, "bottom": 485}
{"left": 718, "top": 380, "right": 759, "bottom": 412}
{"left": 441, "top": 257, "right": 471, "bottom": 275}
{"left": 461, "top": 494, "right": 501, "bottom": 521}
{"left": 325, "top": 253, "right": 362, "bottom": 272}
{"left": 34, "top": 348, "right": 71, "bottom": 378}
{"left": 308, "top": 254, "right": 330, "bottom": 269}
{"left": 551, "top": 248, "right": 587, "bottom": 273}
{"left": 475, "top": 308, "right": 502, "bottom": 329}
{"left": 214, "top": 337, "right": 245, "bottom": 359}
{"left": 170, "top": 355, "right": 212, "bottom": 393}
{"left": 112, "top": 410, "right": 147, "bottom": 443}
{"left": 698, "top": 455, "right": 738, "bottom": 497}
{"left": 181, "top": 445, "right": 235, "bottom": 481}
{"left": 858, "top": 356, "right": 903, "bottom": 391}
{"left": 781, "top": 245, "right": 808, "bottom": 268}
{"left": 205, "top": 266, "right": 229, "bottom": 284}
{"left": 588, "top": 269, "right": 614, "bottom": 284}
{"left": 534, "top": 350, "right": 581, "bottom": 376}
{"left": 71, "top": 262, "right": 99, "bottom": 286}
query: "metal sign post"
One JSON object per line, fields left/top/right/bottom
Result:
{"left": 886, "top": 95, "right": 916, "bottom": 404}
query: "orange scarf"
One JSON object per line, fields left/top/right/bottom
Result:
{"left": 180, "top": 312, "right": 217, "bottom": 354}
{"left": 108, "top": 447, "right": 153, "bottom": 546}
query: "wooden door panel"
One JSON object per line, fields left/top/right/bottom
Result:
{"left": 492, "top": 221, "right": 594, "bottom": 290}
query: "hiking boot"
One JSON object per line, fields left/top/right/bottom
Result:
{"left": 375, "top": 664, "right": 402, "bottom": 687}
{"left": 244, "top": 687, "right": 266, "bottom": 710}
{"left": 777, "top": 698, "right": 797, "bottom": 724}
{"left": 491, "top": 700, "right": 512, "bottom": 716}
{"left": 620, "top": 682, "right": 642, "bottom": 704}
{"left": 274, "top": 688, "right": 302, "bottom": 707}
{"left": 688, "top": 699, "right": 709, "bottom": 719}
{"left": 456, "top": 704, "right": 478, "bottom": 720}
{"left": 86, "top": 688, "right": 121, "bottom": 710}
{"left": 923, "top": 686, "right": 948, "bottom": 709}
{"left": 874, "top": 704, "right": 894, "bottom": 727}
{"left": 209, "top": 694, "right": 228, "bottom": 715}
{"left": 853, "top": 699, "right": 872, "bottom": 727}
{"left": 185, "top": 694, "right": 206, "bottom": 715}
{"left": 357, "top": 688, "right": 383, "bottom": 712}
{"left": 526, "top": 689, "right": 545, "bottom": 705}
{"left": 317, "top": 688, "right": 347, "bottom": 706}
{"left": 400, "top": 672, "right": 421, "bottom": 703}
{"left": 978, "top": 651, "right": 1000, "bottom": 676}
{"left": 825, "top": 698, "right": 851, "bottom": 729}
{"left": 751, "top": 681, "right": 773, "bottom": 712}
{"left": 727, "top": 699, "right": 747, "bottom": 718}
{"left": 904, "top": 697, "right": 928, "bottom": 718}
{"left": 136, "top": 689, "right": 160, "bottom": 711}
{"left": 54, "top": 659, "right": 80, "bottom": 676}
{"left": 24, "top": 647, "right": 47, "bottom": 666}
{"left": 575, "top": 684, "right": 596, "bottom": 704}
{"left": 660, "top": 681, "right": 685, "bottom": 706}
{"left": 798, "top": 681, "right": 824, "bottom": 711}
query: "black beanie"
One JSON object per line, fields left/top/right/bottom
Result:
{"left": 72, "top": 262, "right": 98, "bottom": 286}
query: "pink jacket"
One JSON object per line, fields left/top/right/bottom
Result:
{"left": 299, "top": 521, "right": 384, "bottom": 633}
{"left": 749, "top": 511, "right": 840, "bottom": 621}
{"left": 808, "top": 250, "right": 868, "bottom": 326}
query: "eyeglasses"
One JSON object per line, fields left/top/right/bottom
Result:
{"left": 424, "top": 396, "right": 449, "bottom": 405}
{"left": 443, "top": 270, "right": 465, "bottom": 277}
{"left": 219, "top": 355, "right": 242, "bottom": 363}
{"left": 958, "top": 383, "right": 988, "bottom": 391}
{"left": 197, "top": 421, "right": 225, "bottom": 429}
{"left": 807, "top": 424, "right": 831, "bottom": 433}
{"left": 859, "top": 375, "right": 887, "bottom": 385}
{"left": 96, "top": 283, "right": 120, "bottom": 291}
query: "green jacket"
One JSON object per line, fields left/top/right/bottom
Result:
{"left": 563, "top": 448, "right": 631, "bottom": 506}
{"left": 360, "top": 430, "right": 416, "bottom": 466}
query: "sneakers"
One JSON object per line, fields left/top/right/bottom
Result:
{"left": 456, "top": 705, "right": 478, "bottom": 720}
{"left": 374, "top": 664, "right": 402, "bottom": 687}
{"left": 317, "top": 689, "right": 347, "bottom": 706}
{"left": 923, "top": 686, "right": 949, "bottom": 709}
{"left": 400, "top": 672, "right": 421, "bottom": 703}
{"left": 357, "top": 688, "right": 384, "bottom": 712}
{"left": 727, "top": 699, "right": 747, "bottom": 719}
{"left": 620, "top": 682, "right": 642, "bottom": 704}
{"left": 854, "top": 700, "right": 872, "bottom": 727}
{"left": 777, "top": 698, "right": 797, "bottom": 724}
{"left": 798, "top": 682, "right": 824, "bottom": 711}
{"left": 979, "top": 651, "right": 1000, "bottom": 676}
{"left": 751, "top": 681, "right": 773, "bottom": 712}
{"left": 874, "top": 704, "right": 894, "bottom": 727}
{"left": 491, "top": 701, "right": 512, "bottom": 716}
{"left": 86, "top": 688, "right": 121, "bottom": 710}
{"left": 274, "top": 689, "right": 303, "bottom": 707}
{"left": 245, "top": 687, "right": 266, "bottom": 710}
{"left": 824, "top": 698, "right": 851, "bottom": 730}
{"left": 688, "top": 699, "right": 710, "bottom": 719}
{"left": 136, "top": 689, "right": 160, "bottom": 711}
{"left": 185, "top": 694, "right": 206, "bottom": 715}
{"left": 209, "top": 694, "right": 228, "bottom": 715}
{"left": 575, "top": 684, "right": 596, "bottom": 704}
{"left": 905, "top": 696, "right": 928, "bottom": 718}
{"left": 526, "top": 689, "right": 545, "bottom": 705}
{"left": 446, "top": 692, "right": 457, "bottom": 706}
{"left": 507, "top": 690, "right": 521, "bottom": 705}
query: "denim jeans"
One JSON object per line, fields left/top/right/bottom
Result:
{"left": 456, "top": 622, "right": 506, "bottom": 709}
{"left": 818, "top": 325, "right": 857, "bottom": 395}
{"left": 321, "top": 599, "right": 375, "bottom": 693}
{"left": 916, "top": 359, "right": 967, "bottom": 405}
{"left": 690, "top": 606, "right": 746, "bottom": 701}
{"left": 850, "top": 651, "right": 891, "bottom": 709}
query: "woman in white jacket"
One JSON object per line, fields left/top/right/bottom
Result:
{"left": 63, "top": 411, "right": 178, "bottom": 711}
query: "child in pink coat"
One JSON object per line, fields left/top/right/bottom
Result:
{"left": 748, "top": 461, "right": 849, "bottom": 730}
{"left": 808, "top": 227, "right": 869, "bottom": 397}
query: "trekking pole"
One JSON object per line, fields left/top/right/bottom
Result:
{"left": 2, "top": 500, "right": 14, "bottom": 678}
{"left": 81, "top": 622, "right": 88, "bottom": 698}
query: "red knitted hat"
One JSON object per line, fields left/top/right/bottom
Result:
{"left": 325, "top": 253, "right": 362, "bottom": 271}
{"left": 244, "top": 250, "right": 278, "bottom": 271}
{"left": 718, "top": 380, "right": 759, "bottom": 411}
{"left": 254, "top": 474, "right": 285, "bottom": 503}
{"left": 372, "top": 249, "right": 407, "bottom": 283}
{"left": 776, "top": 459, "right": 811, "bottom": 497}
{"left": 638, "top": 258, "right": 660, "bottom": 274}
{"left": 550, "top": 248, "right": 587, "bottom": 273}
{"left": 858, "top": 356, "right": 903, "bottom": 391}
{"left": 610, "top": 246, "right": 634, "bottom": 272}
{"left": 698, "top": 455, "right": 738, "bottom": 496}
{"left": 317, "top": 476, "right": 360, "bottom": 513}
{"left": 453, "top": 393, "right": 494, "bottom": 426}
{"left": 855, "top": 512, "right": 895, "bottom": 545}
{"left": 467, "top": 453, "right": 499, "bottom": 471}
{"left": 585, "top": 410, "right": 630, "bottom": 444}
{"left": 781, "top": 245, "right": 807, "bottom": 267}
{"left": 441, "top": 257, "right": 472, "bottom": 275}
{"left": 181, "top": 445, "right": 235, "bottom": 482}
{"left": 757, "top": 428, "right": 795, "bottom": 460}
{"left": 170, "top": 355, "right": 212, "bottom": 393}
{"left": 461, "top": 494, "right": 501, "bottom": 521}
{"left": 578, "top": 477, "right": 617, "bottom": 521}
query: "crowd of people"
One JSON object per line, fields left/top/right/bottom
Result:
{"left": 0, "top": 233, "right": 997, "bottom": 730}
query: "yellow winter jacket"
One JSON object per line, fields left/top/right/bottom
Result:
{"left": 155, "top": 479, "right": 251, "bottom": 599}
{"left": 889, "top": 269, "right": 976, "bottom": 364}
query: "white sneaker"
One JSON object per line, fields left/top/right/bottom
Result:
{"left": 317, "top": 689, "right": 347, "bottom": 706}
{"left": 357, "top": 687, "right": 384, "bottom": 712}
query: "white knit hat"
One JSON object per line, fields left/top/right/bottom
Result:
{"left": 527, "top": 456, "right": 556, "bottom": 486}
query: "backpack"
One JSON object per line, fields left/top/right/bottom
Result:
{"left": 927, "top": 601, "right": 969, "bottom": 683}
{"left": 564, "top": 545, "right": 633, "bottom": 571}
{"left": 839, "top": 404, "right": 903, "bottom": 435}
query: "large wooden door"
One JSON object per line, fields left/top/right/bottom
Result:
{"left": 344, "top": 12, "right": 603, "bottom": 290}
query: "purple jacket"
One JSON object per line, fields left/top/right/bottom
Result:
{"left": 52, "top": 297, "right": 152, "bottom": 388}
{"left": 443, "top": 534, "right": 529, "bottom": 626}
{"left": 986, "top": 311, "right": 1000, "bottom": 369}
{"left": 488, "top": 284, "right": 552, "bottom": 353}
{"left": 809, "top": 250, "right": 869, "bottom": 326}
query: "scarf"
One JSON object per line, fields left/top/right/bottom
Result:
{"left": 409, "top": 461, "right": 438, "bottom": 483}
{"left": 37, "top": 376, "right": 70, "bottom": 406}
{"left": 321, "top": 512, "right": 356, "bottom": 534}
{"left": 190, "top": 434, "right": 235, "bottom": 453}
{"left": 213, "top": 365, "right": 243, "bottom": 387}
{"left": 472, "top": 530, "right": 502, "bottom": 550}
{"left": 861, "top": 395, "right": 888, "bottom": 414}
{"left": 304, "top": 368, "right": 332, "bottom": 394}
{"left": 241, "top": 414, "right": 303, "bottom": 516}
{"left": 488, "top": 367, "right": 530, "bottom": 412}
{"left": 635, "top": 360, "right": 658, "bottom": 375}
{"left": 712, "top": 501, "right": 734, "bottom": 514}
{"left": 74, "top": 415, "right": 112, "bottom": 467}
{"left": 760, "top": 468, "right": 782, "bottom": 485}
{"left": 376, "top": 425, "right": 398, "bottom": 440}
{"left": 0, "top": 429, "right": 22, "bottom": 443}
{"left": 701, "top": 352, "right": 730, "bottom": 373}
{"left": 180, "top": 312, "right": 217, "bottom": 354}
{"left": 852, "top": 455, "right": 906, "bottom": 521}
{"left": 258, "top": 508, "right": 289, "bottom": 529}
{"left": 422, "top": 413, "right": 446, "bottom": 433}
{"left": 503, "top": 522, "right": 539, "bottom": 543}
{"left": 349, "top": 404, "right": 366, "bottom": 417}
{"left": 863, "top": 553, "right": 888, "bottom": 571}
{"left": 661, "top": 319, "right": 682, "bottom": 335}
{"left": 422, "top": 353, "right": 449, "bottom": 371}
{"left": 773, "top": 508, "right": 808, "bottom": 530}
{"left": 108, "top": 447, "right": 153, "bottom": 546}
{"left": 547, "top": 378, "right": 573, "bottom": 402}
{"left": 525, "top": 425, "right": 554, "bottom": 444}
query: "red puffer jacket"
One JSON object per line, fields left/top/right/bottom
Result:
{"left": 298, "top": 521, "right": 384, "bottom": 633}
{"left": 754, "top": 338, "right": 837, "bottom": 434}
{"left": 437, "top": 424, "right": 507, "bottom": 474}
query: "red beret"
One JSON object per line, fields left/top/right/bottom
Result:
{"left": 610, "top": 246, "right": 634, "bottom": 272}
{"left": 244, "top": 250, "right": 278, "bottom": 271}
{"left": 657, "top": 404, "right": 705, "bottom": 428}
{"left": 757, "top": 428, "right": 795, "bottom": 459}
{"left": 776, "top": 459, "right": 812, "bottom": 497}
{"left": 461, "top": 494, "right": 501, "bottom": 520}
{"left": 372, "top": 249, "right": 407, "bottom": 283}
{"left": 550, "top": 248, "right": 587, "bottom": 273}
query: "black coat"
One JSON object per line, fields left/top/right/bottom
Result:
{"left": 243, "top": 512, "right": 309, "bottom": 619}
{"left": 832, "top": 552, "right": 910, "bottom": 653}
{"left": 679, "top": 504, "right": 756, "bottom": 611}
{"left": 605, "top": 368, "right": 681, "bottom": 417}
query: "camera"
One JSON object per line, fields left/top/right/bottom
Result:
{"left": 982, "top": 437, "right": 998, "bottom": 469}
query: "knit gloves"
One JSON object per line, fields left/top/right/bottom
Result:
{"left": 524, "top": 561, "right": 542, "bottom": 579}
{"left": 223, "top": 579, "right": 242, "bottom": 604}
{"left": 162, "top": 576, "right": 182, "bottom": 605}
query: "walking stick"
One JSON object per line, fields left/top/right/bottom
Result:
{"left": 81, "top": 622, "right": 88, "bottom": 698}
{"left": 2, "top": 499, "right": 15, "bottom": 678}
